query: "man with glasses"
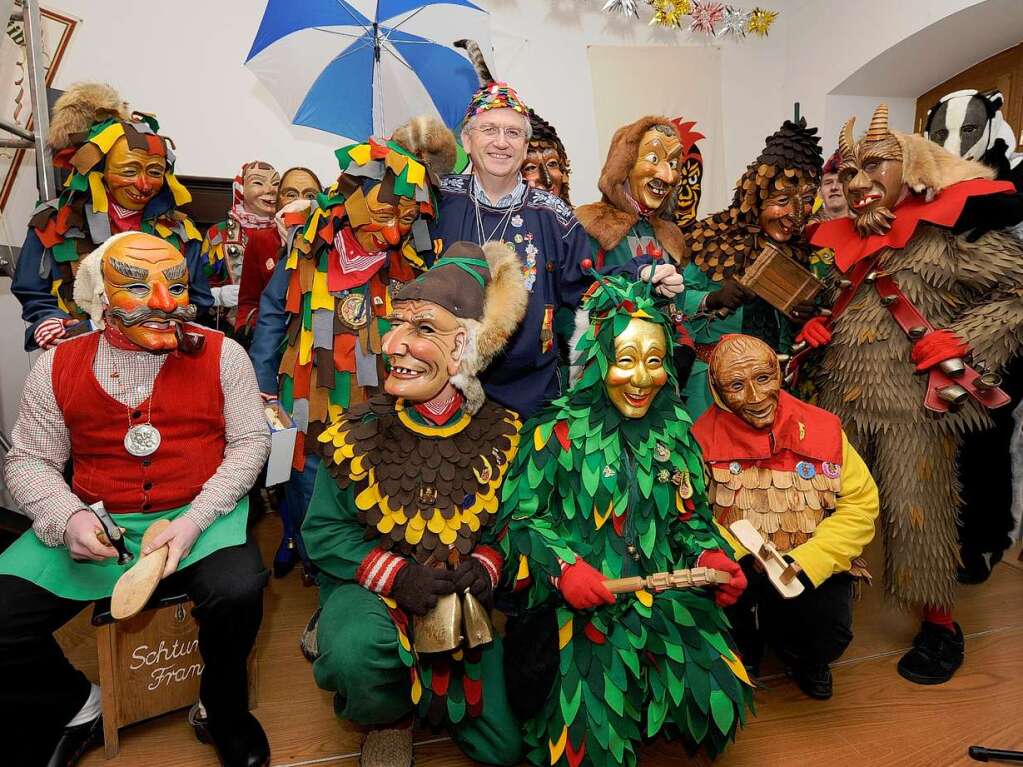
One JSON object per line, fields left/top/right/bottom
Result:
{"left": 432, "top": 79, "right": 683, "bottom": 418}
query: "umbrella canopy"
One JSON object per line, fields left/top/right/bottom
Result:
{"left": 245, "top": 0, "right": 491, "bottom": 140}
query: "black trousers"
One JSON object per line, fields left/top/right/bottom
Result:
{"left": 727, "top": 557, "right": 854, "bottom": 670}
{"left": 956, "top": 354, "right": 1023, "bottom": 577}
{"left": 0, "top": 536, "right": 269, "bottom": 766}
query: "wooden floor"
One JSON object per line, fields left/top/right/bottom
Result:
{"left": 60, "top": 513, "right": 1023, "bottom": 767}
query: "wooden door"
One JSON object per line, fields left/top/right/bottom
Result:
{"left": 915, "top": 42, "right": 1023, "bottom": 150}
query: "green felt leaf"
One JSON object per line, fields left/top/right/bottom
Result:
{"left": 647, "top": 694, "right": 668, "bottom": 737}
{"left": 560, "top": 677, "right": 583, "bottom": 724}
{"left": 52, "top": 239, "right": 78, "bottom": 263}
{"left": 709, "top": 689, "right": 735, "bottom": 735}
{"left": 639, "top": 517, "right": 657, "bottom": 558}
{"left": 604, "top": 676, "right": 624, "bottom": 716}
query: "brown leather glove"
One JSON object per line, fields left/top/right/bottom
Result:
{"left": 705, "top": 280, "right": 757, "bottom": 311}
{"left": 390, "top": 562, "right": 456, "bottom": 616}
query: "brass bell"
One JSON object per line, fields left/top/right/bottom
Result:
{"left": 880, "top": 295, "right": 897, "bottom": 307}
{"left": 461, "top": 591, "right": 494, "bottom": 649}
{"left": 975, "top": 372, "right": 1003, "bottom": 391}
{"left": 819, "top": 308, "right": 833, "bottom": 317}
{"left": 939, "top": 358, "right": 966, "bottom": 378}
{"left": 864, "top": 271, "right": 878, "bottom": 284}
{"left": 776, "top": 353, "right": 791, "bottom": 364}
{"left": 908, "top": 326, "right": 927, "bottom": 340}
{"left": 836, "top": 279, "right": 852, "bottom": 289}
{"left": 937, "top": 384, "right": 969, "bottom": 407}
{"left": 791, "top": 341, "right": 808, "bottom": 353}
{"left": 413, "top": 593, "right": 462, "bottom": 654}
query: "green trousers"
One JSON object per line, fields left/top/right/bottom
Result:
{"left": 313, "top": 583, "right": 524, "bottom": 766}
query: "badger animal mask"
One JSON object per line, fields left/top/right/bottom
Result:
{"left": 925, "top": 89, "right": 1017, "bottom": 164}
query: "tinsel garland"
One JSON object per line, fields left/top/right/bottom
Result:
{"left": 597, "top": 0, "right": 777, "bottom": 37}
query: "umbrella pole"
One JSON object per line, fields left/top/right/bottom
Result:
{"left": 372, "top": 23, "right": 384, "bottom": 136}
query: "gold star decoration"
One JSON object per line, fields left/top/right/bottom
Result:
{"left": 747, "top": 6, "right": 778, "bottom": 36}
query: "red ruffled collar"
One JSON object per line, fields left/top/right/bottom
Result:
{"left": 692, "top": 390, "right": 842, "bottom": 464}
{"left": 809, "top": 178, "right": 1016, "bottom": 272}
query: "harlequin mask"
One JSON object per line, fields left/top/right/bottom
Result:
{"left": 277, "top": 167, "right": 321, "bottom": 208}
{"left": 103, "top": 135, "right": 167, "bottom": 211}
{"left": 346, "top": 180, "right": 420, "bottom": 252}
{"left": 240, "top": 162, "right": 280, "bottom": 217}
{"left": 605, "top": 317, "right": 669, "bottom": 419}
{"left": 838, "top": 104, "right": 906, "bottom": 236}
{"left": 627, "top": 126, "right": 682, "bottom": 214}
{"left": 102, "top": 232, "right": 195, "bottom": 351}
{"left": 709, "top": 334, "right": 781, "bottom": 429}
{"left": 522, "top": 141, "right": 566, "bottom": 200}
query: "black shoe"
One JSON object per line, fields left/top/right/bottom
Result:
{"left": 897, "top": 621, "right": 965, "bottom": 685}
{"left": 273, "top": 538, "right": 298, "bottom": 579}
{"left": 789, "top": 663, "right": 833, "bottom": 700}
{"left": 300, "top": 607, "right": 321, "bottom": 663}
{"left": 46, "top": 714, "right": 102, "bottom": 767}
{"left": 957, "top": 547, "right": 993, "bottom": 585}
{"left": 191, "top": 705, "right": 270, "bottom": 767}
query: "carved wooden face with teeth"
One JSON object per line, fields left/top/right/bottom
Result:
{"left": 627, "top": 127, "right": 682, "bottom": 213}
{"left": 709, "top": 335, "right": 781, "bottom": 430}
{"left": 382, "top": 300, "right": 467, "bottom": 403}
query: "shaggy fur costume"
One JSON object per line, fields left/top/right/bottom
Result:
{"left": 574, "top": 116, "right": 688, "bottom": 264}
{"left": 814, "top": 113, "right": 1023, "bottom": 610}
{"left": 47, "top": 82, "right": 129, "bottom": 151}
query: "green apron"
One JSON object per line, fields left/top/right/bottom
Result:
{"left": 0, "top": 498, "right": 249, "bottom": 601}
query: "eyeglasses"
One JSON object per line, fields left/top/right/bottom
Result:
{"left": 471, "top": 124, "right": 526, "bottom": 142}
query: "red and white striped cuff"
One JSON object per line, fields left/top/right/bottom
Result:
{"left": 356, "top": 548, "right": 409, "bottom": 595}
{"left": 34, "top": 317, "right": 67, "bottom": 348}
{"left": 470, "top": 545, "right": 504, "bottom": 587}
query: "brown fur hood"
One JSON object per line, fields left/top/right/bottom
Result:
{"left": 575, "top": 115, "right": 688, "bottom": 264}
{"left": 895, "top": 130, "right": 995, "bottom": 198}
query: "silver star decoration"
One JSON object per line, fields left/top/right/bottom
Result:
{"left": 602, "top": 0, "right": 640, "bottom": 17}
{"left": 717, "top": 6, "right": 750, "bottom": 37}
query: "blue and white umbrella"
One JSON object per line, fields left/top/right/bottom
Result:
{"left": 245, "top": 0, "right": 490, "bottom": 140}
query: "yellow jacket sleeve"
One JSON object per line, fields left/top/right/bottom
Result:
{"left": 788, "top": 433, "right": 879, "bottom": 586}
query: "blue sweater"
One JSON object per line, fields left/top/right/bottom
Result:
{"left": 431, "top": 175, "right": 645, "bottom": 418}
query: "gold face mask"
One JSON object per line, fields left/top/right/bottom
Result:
{"left": 604, "top": 317, "right": 669, "bottom": 419}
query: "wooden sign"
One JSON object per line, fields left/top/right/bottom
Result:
{"left": 738, "top": 244, "right": 823, "bottom": 319}
{"left": 97, "top": 600, "right": 202, "bottom": 757}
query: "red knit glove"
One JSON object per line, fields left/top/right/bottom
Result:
{"left": 559, "top": 559, "right": 615, "bottom": 610}
{"left": 796, "top": 316, "right": 832, "bottom": 348}
{"left": 697, "top": 549, "right": 747, "bottom": 607}
{"left": 911, "top": 329, "right": 970, "bottom": 372}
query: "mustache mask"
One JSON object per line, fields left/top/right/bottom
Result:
{"left": 107, "top": 304, "right": 197, "bottom": 326}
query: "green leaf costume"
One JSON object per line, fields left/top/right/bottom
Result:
{"left": 498, "top": 275, "right": 754, "bottom": 766}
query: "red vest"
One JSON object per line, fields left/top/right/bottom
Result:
{"left": 52, "top": 326, "right": 226, "bottom": 515}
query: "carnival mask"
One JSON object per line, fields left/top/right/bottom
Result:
{"left": 383, "top": 300, "right": 467, "bottom": 402}
{"left": 522, "top": 142, "right": 565, "bottom": 199}
{"left": 709, "top": 335, "right": 781, "bottom": 430}
{"left": 628, "top": 126, "right": 682, "bottom": 214}
{"left": 605, "top": 317, "right": 668, "bottom": 419}
{"left": 242, "top": 163, "right": 280, "bottom": 217}
{"left": 838, "top": 105, "right": 906, "bottom": 236}
{"left": 277, "top": 168, "right": 321, "bottom": 208}
{"left": 103, "top": 136, "right": 167, "bottom": 211}
{"left": 674, "top": 156, "right": 703, "bottom": 228}
{"left": 759, "top": 180, "right": 815, "bottom": 243}
{"left": 349, "top": 182, "right": 420, "bottom": 253}
{"left": 102, "top": 232, "right": 195, "bottom": 351}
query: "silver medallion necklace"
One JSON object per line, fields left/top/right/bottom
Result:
{"left": 471, "top": 176, "right": 516, "bottom": 246}
{"left": 108, "top": 344, "right": 162, "bottom": 457}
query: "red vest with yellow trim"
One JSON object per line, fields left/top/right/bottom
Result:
{"left": 693, "top": 390, "right": 843, "bottom": 552}
{"left": 52, "top": 326, "right": 226, "bottom": 515}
